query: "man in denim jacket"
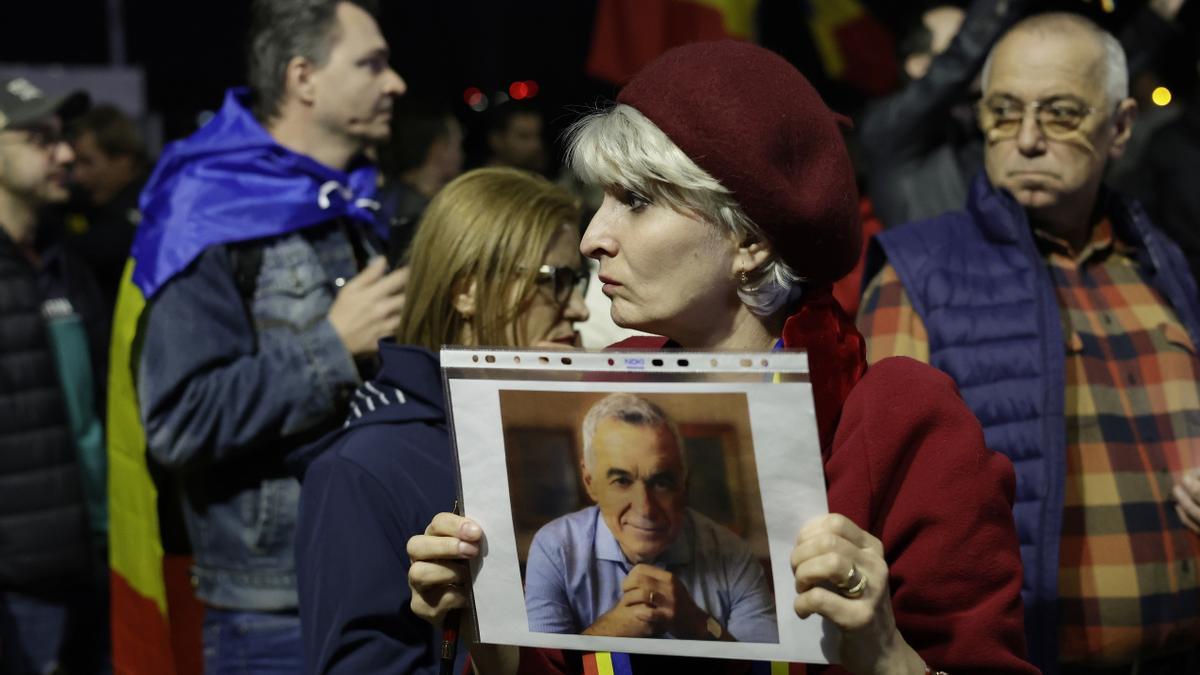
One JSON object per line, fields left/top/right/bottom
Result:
{"left": 131, "top": 0, "right": 406, "bottom": 670}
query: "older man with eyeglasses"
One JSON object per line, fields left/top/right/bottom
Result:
{"left": 858, "top": 12, "right": 1200, "bottom": 675}
{"left": 523, "top": 394, "right": 777, "bottom": 643}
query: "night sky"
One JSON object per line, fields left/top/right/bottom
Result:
{"left": 1, "top": 1, "right": 1195, "bottom": 164}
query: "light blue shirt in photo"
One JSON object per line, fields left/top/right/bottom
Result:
{"left": 523, "top": 505, "right": 779, "bottom": 642}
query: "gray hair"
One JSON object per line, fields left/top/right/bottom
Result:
{"left": 581, "top": 393, "right": 685, "bottom": 473}
{"left": 981, "top": 12, "right": 1128, "bottom": 109}
{"left": 246, "top": 0, "right": 380, "bottom": 123}
{"left": 565, "top": 104, "right": 804, "bottom": 316}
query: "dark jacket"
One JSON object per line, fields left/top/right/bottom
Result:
{"left": 867, "top": 174, "right": 1200, "bottom": 673}
{"left": 293, "top": 343, "right": 458, "bottom": 675}
{"left": 46, "top": 175, "right": 146, "bottom": 311}
{"left": 377, "top": 180, "right": 430, "bottom": 267}
{"left": 82, "top": 179, "right": 142, "bottom": 302}
{"left": 138, "top": 222, "right": 368, "bottom": 610}
{"left": 859, "top": 0, "right": 1031, "bottom": 228}
{"left": 0, "top": 228, "right": 100, "bottom": 589}
{"left": 1135, "top": 99, "right": 1200, "bottom": 285}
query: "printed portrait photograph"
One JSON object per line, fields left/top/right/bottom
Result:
{"left": 498, "top": 389, "right": 780, "bottom": 644}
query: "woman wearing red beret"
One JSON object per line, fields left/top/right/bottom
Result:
{"left": 407, "top": 41, "right": 1036, "bottom": 675}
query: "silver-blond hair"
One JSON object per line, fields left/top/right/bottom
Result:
{"left": 565, "top": 103, "right": 804, "bottom": 316}
{"left": 981, "top": 12, "right": 1128, "bottom": 110}
{"left": 581, "top": 393, "right": 685, "bottom": 473}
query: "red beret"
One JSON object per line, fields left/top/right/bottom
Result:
{"left": 617, "top": 40, "right": 861, "bottom": 285}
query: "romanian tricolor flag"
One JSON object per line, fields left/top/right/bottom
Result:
{"left": 581, "top": 652, "right": 634, "bottom": 675}
{"left": 579, "top": 652, "right": 812, "bottom": 674}
{"left": 586, "top": 0, "right": 759, "bottom": 85}
{"left": 107, "top": 262, "right": 203, "bottom": 675}
{"left": 801, "top": 0, "right": 896, "bottom": 96}
{"left": 107, "top": 88, "right": 382, "bottom": 674}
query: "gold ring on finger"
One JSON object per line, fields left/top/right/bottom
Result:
{"left": 835, "top": 565, "right": 857, "bottom": 590}
{"left": 648, "top": 590, "right": 658, "bottom": 606}
{"left": 843, "top": 571, "right": 868, "bottom": 599}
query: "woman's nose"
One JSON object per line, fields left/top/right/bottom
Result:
{"left": 581, "top": 196, "right": 620, "bottom": 260}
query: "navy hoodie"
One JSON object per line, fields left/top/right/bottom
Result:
{"left": 293, "top": 343, "right": 462, "bottom": 675}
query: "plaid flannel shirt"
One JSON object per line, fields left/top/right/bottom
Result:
{"left": 858, "top": 218, "right": 1200, "bottom": 666}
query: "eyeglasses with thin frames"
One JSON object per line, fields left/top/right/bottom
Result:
{"left": 975, "top": 94, "right": 1105, "bottom": 140}
{"left": 535, "top": 263, "right": 589, "bottom": 305}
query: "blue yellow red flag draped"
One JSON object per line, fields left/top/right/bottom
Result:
{"left": 106, "top": 88, "right": 381, "bottom": 674}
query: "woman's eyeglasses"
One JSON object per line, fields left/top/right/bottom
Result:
{"left": 535, "top": 264, "right": 589, "bottom": 304}
{"left": 976, "top": 95, "right": 1096, "bottom": 140}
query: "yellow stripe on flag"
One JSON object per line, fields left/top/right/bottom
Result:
{"left": 595, "top": 652, "right": 616, "bottom": 675}
{"left": 771, "top": 662, "right": 791, "bottom": 675}
{"left": 692, "top": 0, "right": 759, "bottom": 37}
{"left": 107, "top": 260, "right": 168, "bottom": 614}
{"left": 807, "top": 0, "right": 864, "bottom": 78}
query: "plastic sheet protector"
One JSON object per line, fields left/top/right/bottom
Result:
{"left": 442, "top": 348, "right": 834, "bottom": 663}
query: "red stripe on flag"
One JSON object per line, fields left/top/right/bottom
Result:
{"left": 110, "top": 555, "right": 204, "bottom": 675}
{"left": 110, "top": 570, "right": 178, "bottom": 675}
{"left": 582, "top": 652, "right": 600, "bottom": 675}
{"left": 163, "top": 554, "right": 205, "bottom": 675}
{"left": 586, "top": 0, "right": 736, "bottom": 85}
{"left": 832, "top": 15, "right": 896, "bottom": 96}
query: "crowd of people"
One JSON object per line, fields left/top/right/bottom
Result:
{"left": 0, "top": 0, "right": 1197, "bottom": 674}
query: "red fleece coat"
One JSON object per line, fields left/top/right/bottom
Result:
{"left": 513, "top": 350, "right": 1035, "bottom": 675}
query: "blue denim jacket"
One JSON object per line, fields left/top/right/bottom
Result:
{"left": 139, "top": 222, "right": 368, "bottom": 610}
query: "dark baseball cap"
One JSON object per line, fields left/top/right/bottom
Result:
{"left": 0, "top": 77, "right": 89, "bottom": 131}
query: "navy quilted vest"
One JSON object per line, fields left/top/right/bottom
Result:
{"left": 867, "top": 174, "right": 1200, "bottom": 674}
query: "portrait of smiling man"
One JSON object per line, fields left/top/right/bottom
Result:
{"left": 859, "top": 11, "right": 1200, "bottom": 673}
{"left": 523, "top": 393, "right": 779, "bottom": 643}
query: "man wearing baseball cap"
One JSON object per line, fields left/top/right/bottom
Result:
{"left": 0, "top": 76, "right": 111, "bottom": 673}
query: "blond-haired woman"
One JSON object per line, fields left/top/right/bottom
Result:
{"left": 293, "top": 167, "right": 589, "bottom": 674}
